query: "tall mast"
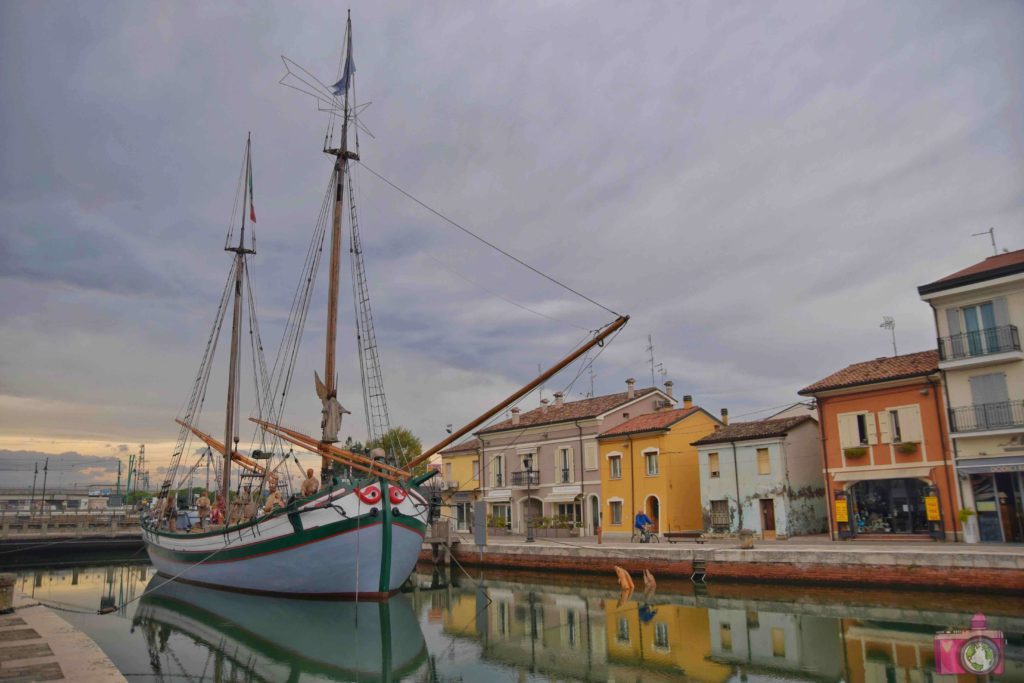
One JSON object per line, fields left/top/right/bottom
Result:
{"left": 223, "top": 134, "right": 256, "bottom": 508}
{"left": 319, "top": 12, "right": 360, "bottom": 483}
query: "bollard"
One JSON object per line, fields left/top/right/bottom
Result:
{"left": 0, "top": 573, "right": 15, "bottom": 614}
{"left": 597, "top": 526, "right": 602, "bottom": 544}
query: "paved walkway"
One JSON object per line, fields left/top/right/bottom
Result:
{"left": 0, "top": 595, "right": 125, "bottom": 682}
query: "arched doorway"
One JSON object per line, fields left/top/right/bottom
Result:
{"left": 587, "top": 494, "right": 600, "bottom": 535}
{"left": 519, "top": 496, "right": 543, "bottom": 534}
{"left": 644, "top": 495, "right": 661, "bottom": 532}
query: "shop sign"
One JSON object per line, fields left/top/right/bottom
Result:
{"left": 835, "top": 498, "right": 849, "bottom": 523}
{"left": 925, "top": 495, "right": 941, "bottom": 521}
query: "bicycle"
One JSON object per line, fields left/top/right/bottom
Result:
{"left": 630, "top": 526, "right": 660, "bottom": 543}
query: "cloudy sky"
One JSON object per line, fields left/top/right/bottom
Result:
{"left": 1, "top": 1, "right": 1022, "bottom": 484}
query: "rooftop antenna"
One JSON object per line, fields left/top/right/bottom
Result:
{"left": 880, "top": 316, "right": 897, "bottom": 356}
{"left": 646, "top": 334, "right": 657, "bottom": 386}
{"left": 587, "top": 365, "right": 596, "bottom": 398}
{"left": 971, "top": 227, "right": 998, "bottom": 256}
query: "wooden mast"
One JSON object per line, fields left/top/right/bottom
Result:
{"left": 223, "top": 134, "right": 256, "bottom": 510}
{"left": 405, "top": 314, "right": 629, "bottom": 470}
{"left": 320, "top": 11, "right": 360, "bottom": 483}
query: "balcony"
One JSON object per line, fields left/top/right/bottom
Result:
{"left": 949, "top": 400, "right": 1024, "bottom": 435}
{"left": 510, "top": 470, "right": 541, "bottom": 487}
{"left": 938, "top": 325, "right": 1022, "bottom": 369}
{"left": 557, "top": 468, "right": 572, "bottom": 484}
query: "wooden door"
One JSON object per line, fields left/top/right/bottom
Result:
{"left": 760, "top": 499, "right": 776, "bottom": 540}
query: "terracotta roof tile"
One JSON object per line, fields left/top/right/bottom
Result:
{"left": 918, "top": 248, "right": 1024, "bottom": 295}
{"left": 691, "top": 415, "right": 814, "bottom": 446}
{"left": 798, "top": 350, "right": 938, "bottom": 395}
{"left": 478, "top": 387, "right": 663, "bottom": 434}
{"left": 598, "top": 406, "right": 704, "bottom": 438}
{"left": 440, "top": 438, "right": 479, "bottom": 455}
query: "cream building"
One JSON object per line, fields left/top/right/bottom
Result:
{"left": 918, "top": 248, "right": 1024, "bottom": 543}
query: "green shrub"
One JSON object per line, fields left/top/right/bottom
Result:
{"left": 844, "top": 447, "right": 868, "bottom": 458}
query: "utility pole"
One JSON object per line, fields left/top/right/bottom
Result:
{"left": 30, "top": 463, "right": 38, "bottom": 514}
{"left": 116, "top": 460, "right": 122, "bottom": 496}
{"left": 40, "top": 458, "right": 49, "bottom": 516}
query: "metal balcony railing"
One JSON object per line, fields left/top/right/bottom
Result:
{"left": 493, "top": 473, "right": 504, "bottom": 488}
{"left": 558, "top": 468, "right": 572, "bottom": 484}
{"left": 510, "top": 470, "right": 540, "bottom": 487}
{"left": 949, "top": 400, "right": 1024, "bottom": 433}
{"left": 938, "top": 325, "right": 1020, "bottom": 361}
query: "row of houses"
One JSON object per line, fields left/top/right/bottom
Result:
{"left": 440, "top": 248, "right": 1024, "bottom": 543}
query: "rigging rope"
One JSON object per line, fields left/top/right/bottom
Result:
{"left": 357, "top": 162, "right": 621, "bottom": 318}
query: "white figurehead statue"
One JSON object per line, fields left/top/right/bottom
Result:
{"left": 315, "top": 371, "right": 350, "bottom": 443}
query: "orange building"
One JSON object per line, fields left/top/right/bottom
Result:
{"left": 800, "top": 351, "right": 961, "bottom": 541}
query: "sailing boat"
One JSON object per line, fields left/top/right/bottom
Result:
{"left": 141, "top": 14, "right": 627, "bottom": 598}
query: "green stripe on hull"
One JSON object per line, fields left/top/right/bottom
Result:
{"left": 147, "top": 510, "right": 426, "bottom": 565}
{"left": 379, "top": 479, "right": 393, "bottom": 593}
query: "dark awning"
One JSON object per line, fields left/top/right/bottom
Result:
{"left": 957, "top": 455, "right": 1024, "bottom": 474}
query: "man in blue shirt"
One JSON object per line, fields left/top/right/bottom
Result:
{"left": 635, "top": 510, "right": 654, "bottom": 539}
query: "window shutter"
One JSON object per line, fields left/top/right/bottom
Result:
{"left": 946, "top": 308, "right": 963, "bottom": 357}
{"left": 864, "top": 413, "right": 878, "bottom": 445}
{"left": 877, "top": 411, "right": 892, "bottom": 443}
{"left": 992, "top": 297, "right": 1009, "bottom": 328}
{"left": 971, "top": 373, "right": 1010, "bottom": 405}
{"left": 837, "top": 414, "right": 855, "bottom": 449}
{"left": 585, "top": 442, "right": 598, "bottom": 470}
{"left": 567, "top": 446, "right": 575, "bottom": 481}
{"left": 899, "top": 405, "right": 923, "bottom": 443}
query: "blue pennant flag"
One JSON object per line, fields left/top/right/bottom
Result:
{"left": 331, "top": 37, "right": 356, "bottom": 96}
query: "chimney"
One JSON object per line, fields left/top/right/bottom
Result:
{"left": 626, "top": 378, "right": 636, "bottom": 399}
{"left": 683, "top": 394, "right": 693, "bottom": 409}
{"left": 720, "top": 408, "right": 729, "bottom": 425}
{"left": 511, "top": 407, "right": 521, "bottom": 426}
{"left": 553, "top": 391, "right": 564, "bottom": 407}
{"left": 540, "top": 398, "right": 549, "bottom": 413}
{"left": 663, "top": 380, "right": 674, "bottom": 399}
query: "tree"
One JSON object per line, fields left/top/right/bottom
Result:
{"left": 367, "top": 426, "right": 431, "bottom": 476}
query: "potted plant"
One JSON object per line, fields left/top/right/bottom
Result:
{"left": 896, "top": 442, "right": 919, "bottom": 455}
{"left": 738, "top": 528, "right": 755, "bottom": 549}
{"left": 844, "top": 447, "right": 868, "bottom": 458}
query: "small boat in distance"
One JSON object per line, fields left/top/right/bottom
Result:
{"left": 142, "top": 13, "right": 627, "bottom": 599}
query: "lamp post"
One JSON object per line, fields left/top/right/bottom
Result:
{"left": 525, "top": 458, "right": 535, "bottom": 543}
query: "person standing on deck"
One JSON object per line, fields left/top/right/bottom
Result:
{"left": 262, "top": 485, "right": 284, "bottom": 514}
{"left": 196, "top": 491, "right": 211, "bottom": 529}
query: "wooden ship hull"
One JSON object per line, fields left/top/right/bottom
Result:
{"left": 142, "top": 480, "right": 428, "bottom": 598}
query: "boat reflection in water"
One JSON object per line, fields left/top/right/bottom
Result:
{"left": 132, "top": 576, "right": 428, "bottom": 682}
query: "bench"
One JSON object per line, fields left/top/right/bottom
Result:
{"left": 663, "top": 530, "right": 705, "bottom": 544}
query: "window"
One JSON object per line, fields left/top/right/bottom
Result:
{"left": 617, "top": 617, "right": 630, "bottom": 643}
{"left": 558, "top": 447, "right": 573, "bottom": 483}
{"left": 889, "top": 410, "right": 902, "bottom": 443}
{"left": 445, "top": 462, "right": 452, "bottom": 479}
{"left": 856, "top": 414, "right": 869, "bottom": 445}
{"left": 771, "top": 627, "right": 786, "bottom": 657}
{"left": 609, "top": 454, "right": 622, "bottom": 480}
{"left": 584, "top": 442, "right": 598, "bottom": 470}
{"left": 492, "top": 455, "right": 505, "bottom": 487}
{"left": 566, "top": 610, "right": 578, "bottom": 647}
{"left": 720, "top": 623, "right": 732, "bottom": 651}
{"left": 472, "top": 460, "right": 479, "bottom": 480}
{"left": 490, "top": 503, "right": 510, "bottom": 527}
{"left": 709, "top": 452, "right": 720, "bottom": 478}
{"left": 557, "top": 502, "right": 581, "bottom": 523}
{"left": 610, "top": 500, "right": 623, "bottom": 526}
{"left": 710, "top": 500, "right": 730, "bottom": 530}
{"left": 644, "top": 450, "right": 659, "bottom": 476}
{"left": 654, "top": 622, "right": 669, "bottom": 650}
{"left": 757, "top": 448, "right": 770, "bottom": 475}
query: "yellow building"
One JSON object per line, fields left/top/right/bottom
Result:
{"left": 438, "top": 438, "right": 481, "bottom": 532}
{"left": 598, "top": 398, "right": 722, "bottom": 539}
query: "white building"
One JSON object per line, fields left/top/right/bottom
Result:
{"left": 693, "top": 415, "right": 826, "bottom": 538}
{"left": 918, "top": 248, "right": 1024, "bottom": 543}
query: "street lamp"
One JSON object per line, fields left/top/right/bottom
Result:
{"left": 525, "top": 457, "right": 535, "bottom": 543}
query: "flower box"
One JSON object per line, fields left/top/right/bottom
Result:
{"left": 896, "top": 441, "right": 919, "bottom": 454}
{"left": 844, "top": 447, "right": 868, "bottom": 458}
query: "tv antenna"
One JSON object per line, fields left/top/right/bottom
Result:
{"left": 880, "top": 316, "right": 897, "bottom": 356}
{"left": 971, "top": 227, "right": 999, "bottom": 256}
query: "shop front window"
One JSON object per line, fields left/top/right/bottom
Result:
{"left": 849, "top": 478, "right": 929, "bottom": 534}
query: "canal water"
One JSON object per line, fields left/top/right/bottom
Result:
{"left": 8, "top": 560, "right": 1024, "bottom": 682}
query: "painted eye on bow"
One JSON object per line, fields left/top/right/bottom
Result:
{"left": 355, "top": 484, "right": 382, "bottom": 505}
{"left": 389, "top": 488, "right": 408, "bottom": 505}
